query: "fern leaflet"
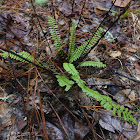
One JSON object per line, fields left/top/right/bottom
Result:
{"left": 82, "top": 27, "right": 104, "bottom": 54}
{"left": 69, "top": 41, "right": 89, "bottom": 63}
{"left": 63, "top": 63, "right": 79, "bottom": 75}
{"left": 80, "top": 61, "right": 106, "bottom": 68}
{"left": 56, "top": 75, "right": 74, "bottom": 91}
{"left": 48, "top": 16, "right": 61, "bottom": 49}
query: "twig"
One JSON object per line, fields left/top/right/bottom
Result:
{"left": 114, "top": 69, "right": 140, "bottom": 83}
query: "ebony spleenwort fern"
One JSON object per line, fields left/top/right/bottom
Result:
{"left": 48, "top": 17, "right": 104, "bottom": 63}
{"left": 49, "top": 17, "right": 137, "bottom": 124}
{"left": 80, "top": 61, "right": 106, "bottom": 68}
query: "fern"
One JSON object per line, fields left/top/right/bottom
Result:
{"left": 80, "top": 61, "right": 106, "bottom": 68}
{"left": 48, "top": 16, "right": 61, "bottom": 49}
{"left": 69, "top": 27, "right": 104, "bottom": 63}
{"left": 48, "top": 17, "right": 137, "bottom": 125}
{"left": 56, "top": 63, "right": 137, "bottom": 125}
{"left": 0, "top": 49, "right": 33, "bottom": 63}
{"left": 68, "top": 20, "right": 76, "bottom": 57}
{"left": 0, "top": 49, "right": 49, "bottom": 69}
{"left": 56, "top": 75, "right": 74, "bottom": 91}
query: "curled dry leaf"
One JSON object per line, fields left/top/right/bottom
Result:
{"left": 109, "top": 50, "right": 121, "bottom": 58}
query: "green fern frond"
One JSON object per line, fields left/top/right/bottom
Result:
{"left": 69, "top": 41, "right": 89, "bottom": 63}
{"left": 82, "top": 27, "right": 104, "bottom": 54}
{"left": 61, "top": 63, "right": 137, "bottom": 125}
{"left": 56, "top": 75, "right": 74, "bottom": 91}
{"left": 0, "top": 49, "right": 49, "bottom": 69}
{"left": 68, "top": 20, "right": 76, "bottom": 57}
{"left": 80, "top": 61, "right": 106, "bottom": 68}
{"left": 48, "top": 16, "right": 61, "bottom": 49}
{"left": 0, "top": 49, "right": 34, "bottom": 63}
{"left": 69, "top": 27, "right": 104, "bottom": 63}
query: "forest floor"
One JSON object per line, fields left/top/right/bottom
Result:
{"left": 0, "top": 0, "right": 140, "bottom": 140}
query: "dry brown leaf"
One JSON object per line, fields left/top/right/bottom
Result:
{"left": 126, "top": 44, "right": 138, "bottom": 53}
{"left": 134, "top": 121, "right": 140, "bottom": 140}
{"left": 112, "top": 0, "right": 130, "bottom": 7}
{"left": 109, "top": 51, "right": 121, "bottom": 58}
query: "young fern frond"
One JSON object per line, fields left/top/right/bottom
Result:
{"left": 82, "top": 27, "right": 104, "bottom": 54}
{"left": 69, "top": 41, "right": 89, "bottom": 63}
{"left": 68, "top": 20, "right": 76, "bottom": 57}
{"left": 48, "top": 16, "right": 61, "bottom": 49}
{"left": 80, "top": 61, "right": 106, "bottom": 68}
{"left": 0, "top": 49, "right": 49, "bottom": 69}
{"left": 69, "top": 27, "right": 104, "bottom": 63}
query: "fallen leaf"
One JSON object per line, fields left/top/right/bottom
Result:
{"left": 134, "top": 62, "right": 140, "bottom": 75}
{"left": 17, "top": 120, "right": 27, "bottom": 131}
{"left": 46, "top": 122, "right": 65, "bottom": 140}
{"left": 99, "top": 111, "right": 123, "bottom": 133}
{"left": 74, "top": 121, "right": 89, "bottom": 140}
{"left": 126, "top": 44, "right": 138, "bottom": 53}
{"left": 134, "top": 121, "right": 140, "bottom": 140}
{"left": 109, "top": 51, "right": 121, "bottom": 58}
{"left": 112, "top": 0, "right": 131, "bottom": 7}
{"left": 128, "top": 90, "right": 136, "bottom": 101}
